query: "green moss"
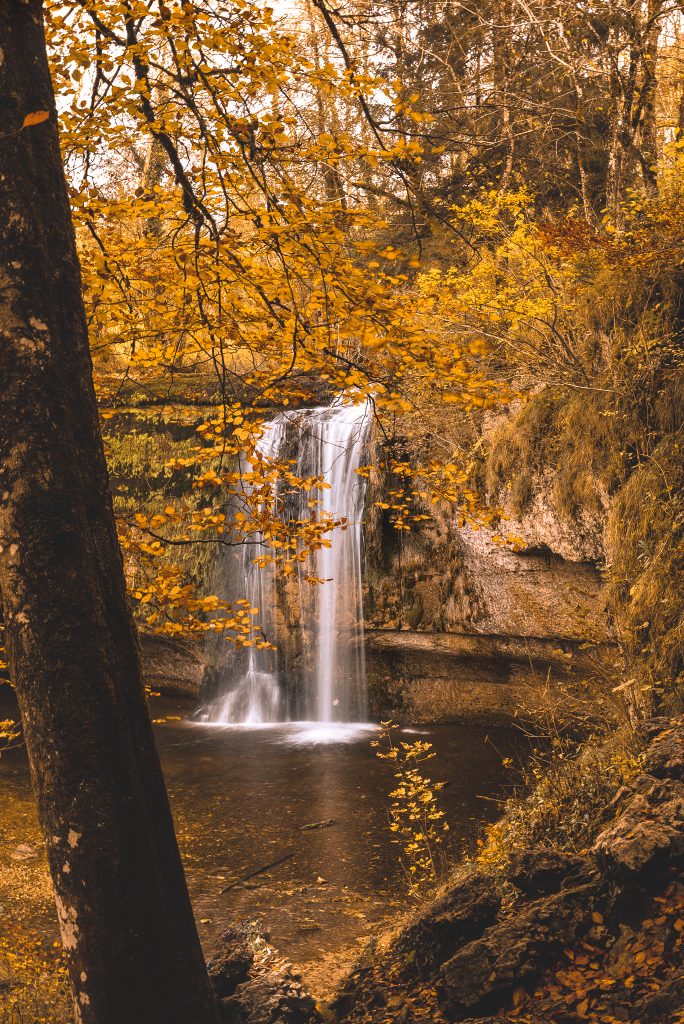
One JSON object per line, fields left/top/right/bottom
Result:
{"left": 484, "top": 385, "right": 634, "bottom": 521}
{"left": 102, "top": 410, "right": 205, "bottom": 511}
{"left": 101, "top": 408, "right": 221, "bottom": 623}
{"left": 406, "top": 592, "right": 424, "bottom": 629}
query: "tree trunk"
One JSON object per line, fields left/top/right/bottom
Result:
{"left": 0, "top": 5, "right": 219, "bottom": 1024}
{"left": 492, "top": 0, "right": 515, "bottom": 191}
{"left": 635, "top": 0, "right": 660, "bottom": 195}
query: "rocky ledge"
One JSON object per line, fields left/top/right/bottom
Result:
{"left": 330, "top": 716, "right": 684, "bottom": 1024}
{"left": 207, "top": 922, "right": 320, "bottom": 1024}
{"left": 139, "top": 630, "right": 205, "bottom": 698}
{"left": 365, "top": 628, "right": 614, "bottom": 725}
{"left": 363, "top": 512, "right": 616, "bottom": 727}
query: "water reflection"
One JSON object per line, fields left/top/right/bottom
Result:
{"left": 154, "top": 711, "right": 528, "bottom": 967}
{"left": 0, "top": 694, "right": 529, "bottom": 982}
{"left": 194, "top": 721, "right": 379, "bottom": 745}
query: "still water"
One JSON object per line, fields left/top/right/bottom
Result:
{"left": 0, "top": 699, "right": 527, "bottom": 990}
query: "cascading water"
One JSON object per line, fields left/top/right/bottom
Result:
{"left": 293, "top": 402, "right": 369, "bottom": 723}
{"left": 204, "top": 397, "right": 371, "bottom": 725}
{"left": 205, "top": 418, "right": 287, "bottom": 724}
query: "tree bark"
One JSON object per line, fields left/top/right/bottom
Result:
{"left": 0, "top": 5, "right": 219, "bottom": 1024}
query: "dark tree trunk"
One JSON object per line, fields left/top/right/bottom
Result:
{"left": 0, "top": 5, "right": 219, "bottom": 1024}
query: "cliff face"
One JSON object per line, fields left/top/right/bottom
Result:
{"left": 363, "top": 444, "right": 615, "bottom": 725}
{"left": 139, "top": 442, "right": 618, "bottom": 725}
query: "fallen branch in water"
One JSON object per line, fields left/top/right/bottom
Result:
{"left": 299, "top": 818, "right": 337, "bottom": 831}
{"left": 220, "top": 852, "right": 295, "bottom": 893}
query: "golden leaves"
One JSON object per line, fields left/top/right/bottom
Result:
{"left": 507, "top": 881, "right": 684, "bottom": 1023}
{"left": 22, "top": 110, "right": 50, "bottom": 128}
{"left": 375, "top": 722, "right": 450, "bottom": 895}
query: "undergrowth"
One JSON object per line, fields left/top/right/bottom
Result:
{"left": 374, "top": 722, "right": 451, "bottom": 895}
{"left": 0, "top": 929, "right": 70, "bottom": 1024}
{"left": 476, "top": 728, "right": 642, "bottom": 871}
{"left": 477, "top": 236, "right": 684, "bottom": 710}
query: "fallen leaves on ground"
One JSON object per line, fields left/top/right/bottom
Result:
{"left": 507, "top": 877, "right": 684, "bottom": 1023}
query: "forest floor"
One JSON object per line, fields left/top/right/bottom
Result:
{"left": 0, "top": 778, "right": 70, "bottom": 1023}
{"left": 0, "top": 795, "right": 373, "bottom": 1024}
{"left": 0, "top": 781, "right": 378, "bottom": 1024}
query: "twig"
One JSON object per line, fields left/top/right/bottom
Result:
{"left": 220, "top": 852, "right": 294, "bottom": 893}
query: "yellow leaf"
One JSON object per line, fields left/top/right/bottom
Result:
{"left": 23, "top": 110, "right": 50, "bottom": 128}
{"left": 512, "top": 987, "right": 526, "bottom": 1007}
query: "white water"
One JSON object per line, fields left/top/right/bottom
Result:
{"left": 204, "top": 397, "right": 371, "bottom": 726}
{"left": 294, "top": 401, "right": 370, "bottom": 722}
{"left": 206, "top": 418, "right": 287, "bottom": 724}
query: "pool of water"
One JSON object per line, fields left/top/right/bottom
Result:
{"left": 0, "top": 696, "right": 528, "bottom": 992}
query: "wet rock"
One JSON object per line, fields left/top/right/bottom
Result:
{"left": 208, "top": 925, "right": 256, "bottom": 999}
{"left": 209, "top": 923, "right": 319, "bottom": 1024}
{"left": 508, "top": 847, "right": 591, "bottom": 897}
{"left": 392, "top": 872, "right": 502, "bottom": 978}
{"left": 438, "top": 883, "right": 599, "bottom": 1019}
{"left": 139, "top": 629, "right": 205, "bottom": 698}
{"left": 219, "top": 969, "right": 319, "bottom": 1024}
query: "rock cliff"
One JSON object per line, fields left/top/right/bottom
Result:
{"left": 363, "top": 434, "right": 615, "bottom": 725}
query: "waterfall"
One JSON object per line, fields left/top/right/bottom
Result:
{"left": 204, "top": 397, "right": 371, "bottom": 725}
{"left": 206, "top": 418, "right": 287, "bottom": 724}
{"left": 294, "top": 402, "right": 369, "bottom": 722}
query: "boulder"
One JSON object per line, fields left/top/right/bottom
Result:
{"left": 392, "top": 872, "right": 502, "bottom": 977}
{"left": 591, "top": 796, "right": 684, "bottom": 883}
{"left": 591, "top": 723, "right": 684, "bottom": 884}
{"left": 641, "top": 721, "right": 684, "bottom": 782}
{"left": 438, "top": 882, "right": 599, "bottom": 1019}
{"left": 507, "top": 848, "right": 592, "bottom": 897}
